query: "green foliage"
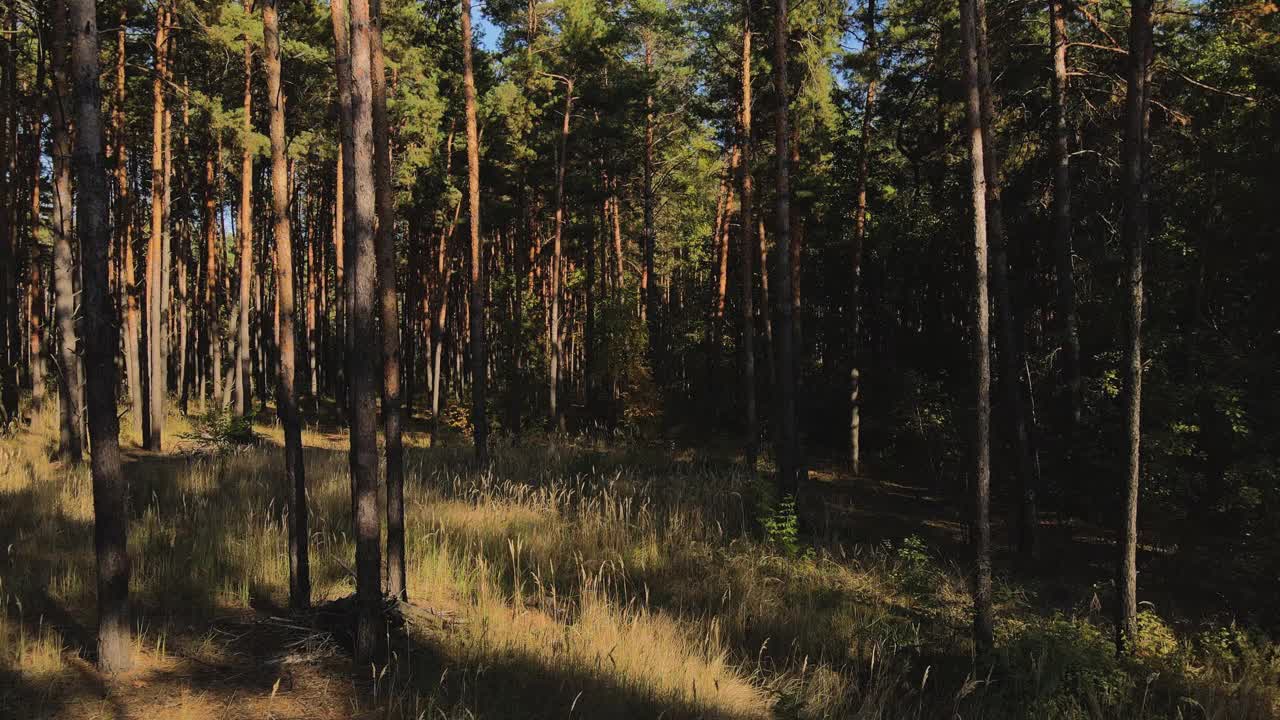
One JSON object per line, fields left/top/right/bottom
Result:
{"left": 760, "top": 494, "right": 807, "bottom": 557}
{"left": 181, "top": 409, "right": 257, "bottom": 450}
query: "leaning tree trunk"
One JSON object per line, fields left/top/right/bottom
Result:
{"left": 960, "top": 0, "right": 995, "bottom": 656}
{"left": 263, "top": 0, "right": 309, "bottom": 612}
{"left": 236, "top": 0, "right": 254, "bottom": 418}
{"left": 68, "top": 0, "right": 131, "bottom": 672}
{"left": 369, "top": 0, "right": 406, "bottom": 601}
{"left": 1117, "top": 0, "right": 1153, "bottom": 656}
{"left": 345, "top": 0, "right": 385, "bottom": 664}
{"left": 850, "top": 0, "right": 877, "bottom": 476}
{"left": 50, "top": 0, "right": 85, "bottom": 463}
{"left": 772, "top": 0, "right": 800, "bottom": 499}
{"left": 462, "top": 0, "right": 489, "bottom": 463}
{"left": 738, "top": 1, "right": 758, "bottom": 470}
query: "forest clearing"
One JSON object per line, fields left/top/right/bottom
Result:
{"left": 2, "top": 0, "right": 1280, "bottom": 716}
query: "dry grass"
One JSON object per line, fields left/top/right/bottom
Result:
{"left": 2, "top": 400, "right": 1279, "bottom": 720}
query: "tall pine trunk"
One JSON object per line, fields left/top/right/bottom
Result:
{"left": 262, "top": 0, "right": 310, "bottom": 612}
{"left": 549, "top": 77, "right": 572, "bottom": 430}
{"left": 1049, "top": 0, "right": 1080, "bottom": 429}
{"left": 772, "top": 0, "right": 800, "bottom": 499}
{"left": 973, "top": 0, "right": 1038, "bottom": 556}
{"left": 738, "top": 1, "right": 758, "bottom": 469}
{"left": 463, "top": 0, "right": 488, "bottom": 463}
{"left": 69, "top": 0, "right": 132, "bottom": 672}
{"left": 236, "top": 0, "right": 254, "bottom": 418}
{"left": 346, "top": 0, "right": 385, "bottom": 663}
{"left": 144, "top": 0, "right": 168, "bottom": 450}
{"left": 369, "top": 0, "right": 406, "bottom": 601}
{"left": 960, "top": 0, "right": 995, "bottom": 655}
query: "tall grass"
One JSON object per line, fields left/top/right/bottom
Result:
{"left": 1, "top": 402, "right": 1278, "bottom": 719}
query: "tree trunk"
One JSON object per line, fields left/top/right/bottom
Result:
{"left": 960, "top": 0, "right": 994, "bottom": 656}
{"left": 738, "top": 1, "right": 758, "bottom": 469}
{"left": 144, "top": 0, "right": 168, "bottom": 450}
{"left": 549, "top": 77, "right": 572, "bottom": 430}
{"left": 236, "top": 0, "right": 254, "bottom": 418}
{"left": 68, "top": 0, "right": 131, "bottom": 672}
{"left": 1117, "top": 0, "right": 1153, "bottom": 656}
{"left": 642, "top": 38, "right": 658, "bottom": 372}
{"left": 462, "top": 0, "right": 488, "bottom": 463}
{"left": 0, "top": 2, "right": 16, "bottom": 423}
{"left": 262, "top": 0, "right": 309, "bottom": 612}
{"left": 51, "top": 0, "right": 85, "bottom": 462}
{"left": 772, "top": 0, "right": 799, "bottom": 499}
{"left": 1049, "top": 0, "right": 1080, "bottom": 429}
{"left": 345, "top": 0, "right": 385, "bottom": 663}
{"left": 850, "top": 0, "right": 876, "bottom": 476}
{"left": 368, "top": 0, "right": 406, "bottom": 601}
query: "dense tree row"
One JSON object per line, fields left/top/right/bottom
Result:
{"left": 0, "top": 0, "right": 1275, "bottom": 671}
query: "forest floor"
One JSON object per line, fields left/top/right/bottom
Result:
{"left": 2, "top": 402, "right": 1278, "bottom": 719}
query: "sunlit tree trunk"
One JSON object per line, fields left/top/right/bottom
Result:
{"left": 68, "top": 0, "right": 131, "bottom": 672}
{"left": 462, "top": 0, "right": 489, "bottom": 463}
{"left": 1117, "top": 0, "right": 1153, "bottom": 656}
{"left": 642, "top": 37, "right": 658, "bottom": 371}
{"left": 960, "top": 0, "right": 994, "bottom": 655}
{"left": 51, "top": 0, "right": 85, "bottom": 462}
{"left": 849, "top": 0, "right": 877, "bottom": 476}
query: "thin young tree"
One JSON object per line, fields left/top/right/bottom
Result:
{"left": 462, "top": 0, "right": 489, "bottom": 463}
{"left": 772, "top": 0, "right": 800, "bottom": 499}
{"left": 960, "top": 0, "right": 995, "bottom": 656}
{"left": 368, "top": 0, "right": 406, "bottom": 601}
{"left": 346, "top": 0, "right": 385, "bottom": 663}
{"left": 262, "top": 0, "right": 309, "bottom": 611}
{"left": 50, "top": 0, "right": 85, "bottom": 463}
{"left": 1117, "top": 0, "right": 1153, "bottom": 656}
{"left": 849, "top": 0, "right": 876, "bottom": 476}
{"left": 69, "top": 0, "right": 131, "bottom": 672}
{"left": 548, "top": 75, "right": 572, "bottom": 430}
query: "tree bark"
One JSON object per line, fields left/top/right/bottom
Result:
{"left": 68, "top": 0, "right": 131, "bottom": 672}
{"left": 236, "top": 0, "right": 254, "bottom": 418}
{"left": 0, "top": 1, "right": 16, "bottom": 423}
{"left": 1117, "top": 0, "right": 1153, "bottom": 656}
{"left": 642, "top": 37, "right": 658, "bottom": 372}
{"left": 738, "top": 1, "right": 758, "bottom": 469}
{"left": 772, "top": 0, "right": 800, "bottom": 499}
{"left": 51, "top": 0, "right": 85, "bottom": 462}
{"left": 960, "top": 0, "right": 994, "bottom": 656}
{"left": 345, "top": 0, "right": 385, "bottom": 663}
{"left": 849, "top": 0, "right": 876, "bottom": 476}
{"left": 462, "top": 0, "right": 488, "bottom": 463}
